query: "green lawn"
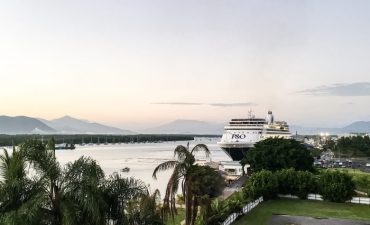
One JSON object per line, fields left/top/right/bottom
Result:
{"left": 326, "top": 168, "right": 369, "bottom": 175}
{"left": 165, "top": 209, "right": 185, "bottom": 225}
{"left": 232, "top": 198, "right": 370, "bottom": 225}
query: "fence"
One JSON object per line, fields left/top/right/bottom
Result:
{"left": 279, "top": 193, "right": 370, "bottom": 205}
{"left": 279, "top": 194, "right": 324, "bottom": 201}
{"left": 350, "top": 197, "right": 370, "bottom": 205}
{"left": 222, "top": 196, "right": 263, "bottom": 225}
{"left": 307, "top": 194, "right": 324, "bottom": 201}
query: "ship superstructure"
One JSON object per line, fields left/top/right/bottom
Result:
{"left": 217, "top": 111, "right": 291, "bottom": 161}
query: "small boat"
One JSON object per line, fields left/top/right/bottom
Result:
{"left": 55, "top": 143, "right": 75, "bottom": 150}
{"left": 121, "top": 167, "right": 130, "bottom": 172}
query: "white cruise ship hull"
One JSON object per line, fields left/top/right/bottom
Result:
{"left": 217, "top": 141, "right": 255, "bottom": 149}
{"left": 218, "top": 111, "right": 291, "bottom": 161}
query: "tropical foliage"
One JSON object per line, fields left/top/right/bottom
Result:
{"left": 243, "top": 170, "right": 278, "bottom": 200}
{"left": 336, "top": 135, "right": 370, "bottom": 157}
{"left": 197, "top": 191, "right": 248, "bottom": 225}
{"left": 243, "top": 169, "right": 355, "bottom": 203}
{"left": 243, "top": 138, "right": 314, "bottom": 172}
{"left": 189, "top": 165, "right": 225, "bottom": 225}
{"left": 0, "top": 146, "right": 43, "bottom": 225}
{"left": 275, "top": 168, "right": 317, "bottom": 199}
{"left": 295, "top": 170, "right": 317, "bottom": 199}
{"left": 318, "top": 171, "right": 355, "bottom": 203}
{"left": 152, "top": 143, "right": 224, "bottom": 225}
{"left": 0, "top": 139, "right": 163, "bottom": 225}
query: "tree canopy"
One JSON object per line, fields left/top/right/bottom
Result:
{"left": 243, "top": 138, "right": 314, "bottom": 172}
{"left": 152, "top": 143, "right": 224, "bottom": 225}
{"left": 336, "top": 136, "right": 370, "bottom": 157}
{"left": 0, "top": 139, "right": 163, "bottom": 225}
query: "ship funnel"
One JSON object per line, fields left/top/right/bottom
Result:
{"left": 266, "top": 111, "right": 274, "bottom": 124}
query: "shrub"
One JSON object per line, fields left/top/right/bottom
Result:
{"left": 318, "top": 171, "right": 355, "bottom": 203}
{"left": 243, "top": 170, "right": 278, "bottom": 200}
{"left": 276, "top": 168, "right": 298, "bottom": 195}
{"left": 296, "top": 170, "right": 317, "bottom": 199}
{"left": 276, "top": 169, "right": 317, "bottom": 199}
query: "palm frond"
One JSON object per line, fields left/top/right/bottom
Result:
{"left": 190, "top": 144, "right": 211, "bottom": 158}
{"left": 151, "top": 189, "right": 161, "bottom": 202}
{"left": 21, "top": 139, "right": 62, "bottom": 183}
{"left": 174, "top": 145, "right": 192, "bottom": 162}
{"left": 152, "top": 160, "right": 178, "bottom": 179}
{"left": 0, "top": 149, "right": 11, "bottom": 181}
{"left": 162, "top": 166, "right": 182, "bottom": 220}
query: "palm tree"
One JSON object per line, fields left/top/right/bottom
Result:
{"left": 181, "top": 164, "right": 225, "bottom": 225}
{"left": 20, "top": 139, "right": 107, "bottom": 225}
{"left": 125, "top": 189, "right": 163, "bottom": 225}
{"left": 0, "top": 147, "right": 44, "bottom": 225}
{"left": 152, "top": 143, "right": 210, "bottom": 225}
{"left": 1, "top": 139, "right": 165, "bottom": 225}
{"left": 103, "top": 173, "right": 148, "bottom": 225}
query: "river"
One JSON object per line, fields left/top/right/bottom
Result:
{"left": 54, "top": 138, "right": 230, "bottom": 196}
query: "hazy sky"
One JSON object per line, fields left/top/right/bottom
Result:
{"left": 1, "top": 0, "right": 370, "bottom": 129}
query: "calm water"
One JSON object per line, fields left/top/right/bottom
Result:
{"left": 55, "top": 138, "right": 230, "bottom": 196}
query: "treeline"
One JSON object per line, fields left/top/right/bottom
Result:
{"left": 336, "top": 136, "right": 370, "bottom": 157}
{"left": 0, "top": 134, "right": 209, "bottom": 147}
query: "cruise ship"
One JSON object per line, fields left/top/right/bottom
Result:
{"left": 217, "top": 111, "right": 291, "bottom": 161}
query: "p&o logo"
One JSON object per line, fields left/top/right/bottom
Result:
{"left": 231, "top": 134, "right": 246, "bottom": 139}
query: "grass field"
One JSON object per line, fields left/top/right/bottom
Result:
{"left": 232, "top": 198, "right": 370, "bottom": 225}
{"left": 326, "top": 168, "right": 369, "bottom": 175}
{"left": 165, "top": 209, "right": 185, "bottom": 225}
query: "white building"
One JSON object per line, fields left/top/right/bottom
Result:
{"left": 219, "top": 161, "right": 250, "bottom": 181}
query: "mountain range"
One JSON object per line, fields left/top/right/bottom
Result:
{"left": 290, "top": 121, "right": 370, "bottom": 135}
{"left": 143, "top": 120, "right": 370, "bottom": 135}
{"left": 0, "top": 115, "right": 133, "bottom": 134}
{"left": 141, "top": 119, "right": 224, "bottom": 135}
{"left": 0, "top": 116, "right": 56, "bottom": 134}
{"left": 1, "top": 115, "right": 370, "bottom": 135}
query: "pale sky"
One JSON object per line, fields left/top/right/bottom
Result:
{"left": 1, "top": 0, "right": 370, "bottom": 129}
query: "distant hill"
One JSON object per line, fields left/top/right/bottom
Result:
{"left": 1, "top": 114, "right": 370, "bottom": 135}
{"left": 290, "top": 125, "right": 340, "bottom": 135}
{"left": 142, "top": 119, "right": 223, "bottom": 135}
{"left": 291, "top": 121, "right": 370, "bottom": 135}
{"left": 342, "top": 121, "right": 370, "bottom": 133}
{"left": 0, "top": 116, "right": 55, "bottom": 134}
{"left": 42, "top": 116, "right": 134, "bottom": 134}
{"left": 143, "top": 119, "right": 370, "bottom": 135}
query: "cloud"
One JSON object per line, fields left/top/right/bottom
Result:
{"left": 209, "top": 102, "right": 257, "bottom": 107}
{"left": 296, "top": 82, "right": 370, "bottom": 96}
{"left": 152, "top": 102, "right": 257, "bottom": 107}
{"left": 152, "top": 102, "right": 203, "bottom": 105}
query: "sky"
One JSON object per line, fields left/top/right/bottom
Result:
{"left": 1, "top": 0, "right": 370, "bottom": 129}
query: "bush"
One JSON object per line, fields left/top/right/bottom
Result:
{"left": 296, "top": 171, "right": 317, "bottom": 199}
{"left": 198, "top": 198, "right": 229, "bottom": 225}
{"left": 276, "top": 169, "right": 317, "bottom": 199}
{"left": 243, "top": 170, "right": 278, "bottom": 200}
{"left": 276, "top": 168, "right": 298, "bottom": 195}
{"left": 318, "top": 171, "right": 355, "bottom": 203}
